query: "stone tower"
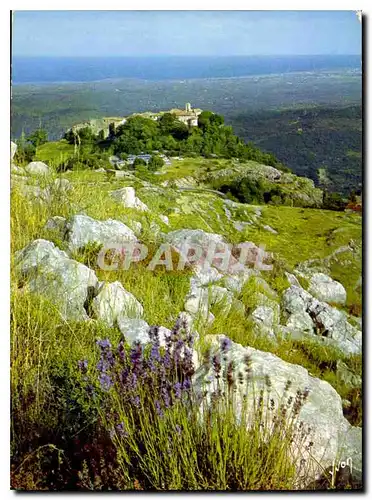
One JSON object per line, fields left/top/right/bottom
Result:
{"left": 185, "top": 102, "right": 191, "bottom": 113}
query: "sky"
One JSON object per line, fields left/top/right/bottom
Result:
{"left": 12, "top": 10, "right": 361, "bottom": 57}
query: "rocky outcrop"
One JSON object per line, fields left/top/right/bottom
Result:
{"left": 193, "top": 335, "right": 362, "bottom": 486}
{"left": 15, "top": 239, "right": 98, "bottom": 321}
{"left": 64, "top": 214, "right": 137, "bottom": 252}
{"left": 282, "top": 285, "right": 361, "bottom": 355}
{"left": 308, "top": 273, "right": 347, "bottom": 305}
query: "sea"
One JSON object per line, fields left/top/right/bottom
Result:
{"left": 12, "top": 55, "right": 361, "bottom": 85}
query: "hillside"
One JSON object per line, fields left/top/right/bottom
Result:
{"left": 11, "top": 131, "right": 362, "bottom": 490}
{"left": 230, "top": 105, "right": 362, "bottom": 196}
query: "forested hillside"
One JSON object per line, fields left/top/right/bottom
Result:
{"left": 229, "top": 105, "right": 362, "bottom": 195}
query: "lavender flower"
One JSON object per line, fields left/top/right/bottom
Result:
{"left": 117, "top": 340, "right": 126, "bottom": 363}
{"left": 150, "top": 343, "right": 161, "bottom": 363}
{"left": 97, "top": 339, "right": 111, "bottom": 350}
{"left": 99, "top": 373, "right": 113, "bottom": 391}
{"left": 174, "top": 382, "right": 182, "bottom": 399}
{"left": 221, "top": 337, "right": 232, "bottom": 354}
{"left": 155, "top": 400, "right": 163, "bottom": 418}
{"left": 162, "top": 387, "right": 171, "bottom": 408}
{"left": 131, "top": 395, "right": 141, "bottom": 408}
{"left": 183, "top": 378, "right": 191, "bottom": 391}
{"left": 130, "top": 342, "right": 143, "bottom": 372}
{"left": 97, "top": 358, "right": 110, "bottom": 373}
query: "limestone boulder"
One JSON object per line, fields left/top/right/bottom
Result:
{"left": 15, "top": 239, "right": 98, "bottom": 321}
{"left": 64, "top": 214, "right": 137, "bottom": 252}
{"left": 92, "top": 281, "right": 143, "bottom": 326}
{"left": 24, "top": 161, "right": 50, "bottom": 176}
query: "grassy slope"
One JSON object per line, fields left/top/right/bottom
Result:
{"left": 11, "top": 154, "right": 362, "bottom": 488}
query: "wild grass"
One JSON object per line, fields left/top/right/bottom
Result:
{"left": 10, "top": 164, "right": 362, "bottom": 490}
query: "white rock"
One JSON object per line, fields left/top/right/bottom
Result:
{"left": 15, "top": 239, "right": 98, "bottom": 321}
{"left": 110, "top": 187, "right": 149, "bottom": 212}
{"left": 308, "top": 273, "right": 347, "bottom": 305}
{"left": 11, "top": 141, "right": 17, "bottom": 160}
{"left": 65, "top": 214, "right": 137, "bottom": 252}
{"left": 93, "top": 281, "right": 143, "bottom": 326}
{"left": 194, "top": 335, "right": 362, "bottom": 485}
{"left": 118, "top": 318, "right": 150, "bottom": 344}
{"left": 283, "top": 286, "right": 361, "bottom": 355}
{"left": 251, "top": 306, "right": 276, "bottom": 327}
{"left": 24, "top": 161, "right": 50, "bottom": 176}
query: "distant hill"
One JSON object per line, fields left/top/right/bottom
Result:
{"left": 229, "top": 105, "right": 362, "bottom": 195}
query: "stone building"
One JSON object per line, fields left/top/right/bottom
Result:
{"left": 169, "top": 103, "right": 202, "bottom": 127}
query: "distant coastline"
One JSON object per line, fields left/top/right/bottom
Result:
{"left": 11, "top": 54, "right": 361, "bottom": 85}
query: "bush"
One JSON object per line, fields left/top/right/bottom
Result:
{"left": 148, "top": 155, "right": 164, "bottom": 172}
{"left": 133, "top": 157, "right": 147, "bottom": 168}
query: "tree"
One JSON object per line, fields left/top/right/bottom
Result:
{"left": 148, "top": 155, "right": 164, "bottom": 172}
{"left": 133, "top": 157, "right": 147, "bottom": 168}
{"left": 159, "top": 113, "right": 178, "bottom": 134}
{"left": 26, "top": 128, "right": 48, "bottom": 148}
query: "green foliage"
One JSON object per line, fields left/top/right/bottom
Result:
{"left": 323, "top": 191, "right": 347, "bottom": 211}
{"left": 232, "top": 105, "right": 362, "bottom": 195}
{"left": 26, "top": 128, "right": 48, "bottom": 148}
{"left": 64, "top": 126, "right": 97, "bottom": 145}
{"left": 133, "top": 157, "right": 147, "bottom": 168}
{"left": 69, "top": 112, "right": 286, "bottom": 168}
{"left": 147, "top": 155, "right": 164, "bottom": 172}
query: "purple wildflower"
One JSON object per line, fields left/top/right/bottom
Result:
{"left": 155, "top": 400, "right": 164, "bottom": 418}
{"left": 130, "top": 342, "right": 143, "bottom": 370}
{"left": 162, "top": 350, "right": 171, "bottom": 369}
{"left": 99, "top": 373, "right": 113, "bottom": 391}
{"left": 212, "top": 353, "right": 222, "bottom": 378}
{"left": 131, "top": 395, "right": 141, "bottom": 408}
{"left": 97, "top": 339, "right": 111, "bottom": 350}
{"left": 221, "top": 337, "right": 232, "bottom": 354}
{"left": 97, "top": 358, "right": 110, "bottom": 373}
{"left": 117, "top": 340, "right": 126, "bottom": 362}
{"left": 162, "top": 387, "right": 171, "bottom": 408}
{"left": 175, "top": 425, "right": 182, "bottom": 436}
{"left": 183, "top": 378, "right": 191, "bottom": 391}
{"left": 150, "top": 343, "right": 161, "bottom": 363}
{"left": 174, "top": 382, "right": 182, "bottom": 399}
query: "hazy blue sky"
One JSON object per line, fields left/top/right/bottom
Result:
{"left": 12, "top": 11, "right": 361, "bottom": 57}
